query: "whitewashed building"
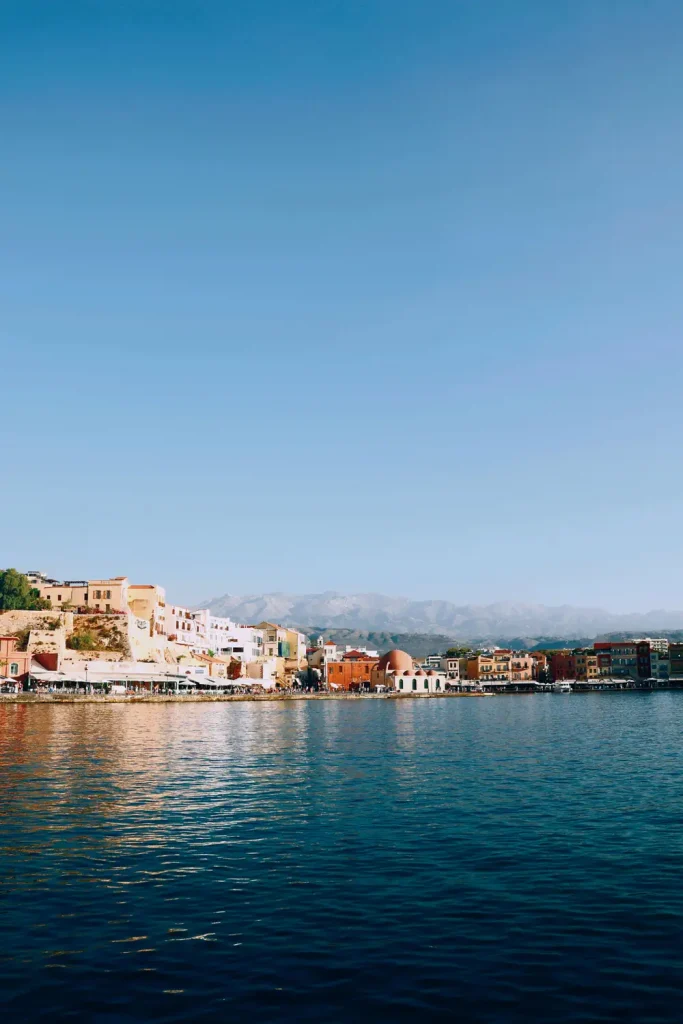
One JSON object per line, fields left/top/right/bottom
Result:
{"left": 192, "top": 610, "right": 263, "bottom": 662}
{"left": 168, "top": 605, "right": 208, "bottom": 650}
{"left": 394, "top": 669, "right": 449, "bottom": 694}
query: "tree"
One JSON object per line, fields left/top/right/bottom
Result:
{"left": 445, "top": 646, "right": 471, "bottom": 658}
{"left": 0, "top": 569, "right": 49, "bottom": 611}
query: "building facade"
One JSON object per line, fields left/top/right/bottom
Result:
{"left": 327, "top": 653, "right": 378, "bottom": 690}
{"left": 594, "top": 642, "right": 638, "bottom": 680}
{"left": 573, "top": 650, "right": 599, "bottom": 681}
{"left": 31, "top": 574, "right": 130, "bottom": 614}
{"left": 467, "top": 652, "right": 512, "bottom": 683}
{"left": 0, "top": 636, "right": 31, "bottom": 681}
{"left": 670, "top": 643, "right": 683, "bottom": 679}
{"left": 168, "top": 605, "right": 206, "bottom": 649}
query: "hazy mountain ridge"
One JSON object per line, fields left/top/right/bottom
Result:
{"left": 201, "top": 591, "right": 683, "bottom": 640}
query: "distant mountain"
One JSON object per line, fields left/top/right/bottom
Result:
{"left": 200, "top": 591, "right": 683, "bottom": 642}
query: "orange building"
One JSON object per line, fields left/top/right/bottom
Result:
{"left": 467, "top": 652, "right": 511, "bottom": 682}
{"left": 327, "top": 652, "right": 379, "bottom": 691}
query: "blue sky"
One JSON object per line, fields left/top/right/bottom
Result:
{"left": 2, "top": 0, "right": 683, "bottom": 611}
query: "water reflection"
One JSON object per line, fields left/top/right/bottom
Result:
{"left": 2, "top": 697, "right": 683, "bottom": 1022}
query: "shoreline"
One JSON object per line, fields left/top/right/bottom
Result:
{"left": 0, "top": 691, "right": 490, "bottom": 704}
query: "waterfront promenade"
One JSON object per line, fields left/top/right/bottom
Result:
{"left": 0, "top": 690, "right": 488, "bottom": 703}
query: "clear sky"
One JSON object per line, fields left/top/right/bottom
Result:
{"left": 2, "top": 0, "right": 683, "bottom": 611}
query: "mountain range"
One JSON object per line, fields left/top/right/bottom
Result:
{"left": 200, "top": 591, "right": 683, "bottom": 642}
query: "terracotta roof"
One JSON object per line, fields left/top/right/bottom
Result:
{"left": 376, "top": 649, "right": 413, "bottom": 674}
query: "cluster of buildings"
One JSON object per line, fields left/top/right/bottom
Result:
{"left": 3, "top": 569, "right": 682, "bottom": 696}
{"left": 548, "top": 638, "right": 683, "bottom": 682}
{"left": 303, "top": 635, "right": 683, "bottom": 694}
{"left": 0, "top": 570, "right": 308, "bottom": 691}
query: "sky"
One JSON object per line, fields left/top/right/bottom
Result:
{"left": 2, "top": 0, "right": 683, "bottom": 611}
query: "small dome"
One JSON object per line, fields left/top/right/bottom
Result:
{"left": 415, "top": 669, "right": 425, "bottom": 676}
{"left": 426, "top": 670, "right": 435, "bottom": 676}
{"left": 376, "top": 649, "right": 414, "bottom": 674}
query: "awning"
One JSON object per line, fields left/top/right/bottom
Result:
{"left": 28, "top": 668, "right": 197, "bottom": 687}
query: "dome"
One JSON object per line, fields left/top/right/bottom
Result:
{"left": 426, "top": 670, "right": 435, "bottom": 676}
{"left": 415, "top": 669, "right": 425, "bottom": 676}
{"left": 376, "top": 649, "right": 414, "bottom": 674}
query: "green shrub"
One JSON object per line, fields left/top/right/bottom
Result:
{"left": 67, "top": 632, "right": 98, "bottom": 651}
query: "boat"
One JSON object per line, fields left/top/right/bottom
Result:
{"left": 552, "top": 680, "right": 573, "bottom": 693}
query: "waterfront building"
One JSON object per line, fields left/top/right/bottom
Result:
{"left": 635, "top": 639, "right": 670, "bottom": 680}
{"left": 168, "top": 605, "right": 207, "bottom": 650}
{"left": 307, "top": 639, "right": 339, "bottom": 680}
{"left": 0, "top": 636, "right": 31, "bottom": 682}
{"left": 596, "top": 650, "right": 612, "bottom": 676}
{"left": 510, "top": 653, "right": 534, "bottom": 682}
{"left": 327, "top": 652, "right": 378, "bottom": 690}
{"left": 548, "top": 650, "right": 574, "bottom": 681}
{"left": 285, "top": 628, "right": 308, "bottom": 668}
{"left": 394, "top": 668, "right": 447, "bottom": 693}
{"left": 650, "top": 649, "right": 670, "bottom": 680}
{"left": 258, "top": 622, "right": 293, "bottom": 659}
{"left": 192, "top": 610, "right": 263, "bottom": 661}
{"left": 371, "top": 648, "right": 413, "bottom": 688}
{"left": 670, "top": 643, "right": 683, "bottom": 679}
{"left": 466, "top": 652, "right": 511, "bottom": 684}
{"left": 573, "top": 650, "right": 599, "bottom": 681}
{"left": 594, "top": 642, "right": 638, "bottom": 680}
{"left": 257, "top": 622, "right": 307, "bottom": 678}
{"left": 370, "top": 649, "right": 447, "bottom": 693}
{"left": 439, "top": 655, "right": 461, "bottom": 680}
{"left": 530, "top": 652, "right": 549, "bottom": 679}
{"left": 243, "top": 657, "right": 279, "bottom": 687}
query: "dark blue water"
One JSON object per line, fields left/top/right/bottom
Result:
{"left": 2, "top": 695, "right": 683, "bottom": 1022}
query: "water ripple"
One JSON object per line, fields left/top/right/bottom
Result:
{"left": 2, "top": 697, "right": 683, "bottom": 1021}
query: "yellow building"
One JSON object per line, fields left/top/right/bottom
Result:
{"left": 36, "top": 575, "right": 129, "bottom": 613}
{"left": 573, "top": 650, "right": 599, "bottom": 681}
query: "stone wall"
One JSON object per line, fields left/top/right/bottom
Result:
{"left": 0, "top": 610, "right": 71, "bottom": 636}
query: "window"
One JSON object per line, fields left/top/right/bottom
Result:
{"left": 399, "top": 680, "right": 403, "bottom": 689}
{"left": 424, "top": 681, "right": 428, "bottom": 689}
{"left": 106, "top": 590, "right": 112, "bottom": 599}
{"left": 412, "top": 680, "right": 417, "bottom": 690}
{"left": 10, "top": 663, "right": 19, "bottom": 675}
{"left": 106, "top": 604, "right": 111, "bottom": 612}
{"left": 57, "top": 595, "right": 62, "bottom": 602}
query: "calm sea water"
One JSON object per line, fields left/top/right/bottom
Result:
{"left": 2, "top": 695, "right": 683, "bottom": 1022}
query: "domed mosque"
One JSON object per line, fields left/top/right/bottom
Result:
{"left": 375, "top": 649, "right": 413, "bottom": 676}
{"left": 371, "top": 648, "right": 448, "bottom": 694}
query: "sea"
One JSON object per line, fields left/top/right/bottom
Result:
{"left": 2, "top": 694, "right": 683, "bottom": 1022}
